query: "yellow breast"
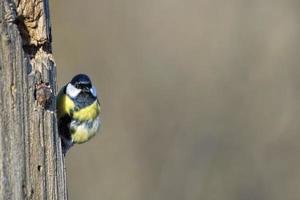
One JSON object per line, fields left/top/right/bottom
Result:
{"left": 57, "top": 89, "right": 101, "bottom": 121}
{"left": 73, "top": 100, "right": 100, "bottom": 121}
{"left": 71, "top": 115, "right": 101, "bottom": 143}
{"left": 71, "top": 127, "right": 91, "bottom": 143}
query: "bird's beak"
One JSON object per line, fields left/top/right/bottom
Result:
{"left": 82, "top": 87, "right": 90, "bottom": 93}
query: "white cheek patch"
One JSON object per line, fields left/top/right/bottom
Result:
{"left": 66, "top": 83, "right": 81, "bottom": 98}
{"left": 90, "top": 86, "right": 97, "bottom": 97}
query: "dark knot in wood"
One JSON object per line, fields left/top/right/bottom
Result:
{"left": 35, "top": 82, "right": 52, "bottom": 108}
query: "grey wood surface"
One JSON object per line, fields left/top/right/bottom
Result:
{"left": 0, "top": 0, "right": 67, "bottom": 199}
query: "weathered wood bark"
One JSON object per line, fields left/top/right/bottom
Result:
{"left": 0, "top": 0, "right": 67, "bottom": 199}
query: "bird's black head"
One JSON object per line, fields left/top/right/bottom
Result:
{"left": 70, "top": 74, "right": 92, "bottom": 92}
{"left": 66, "top": 74, "right": 97, "bottom": 100}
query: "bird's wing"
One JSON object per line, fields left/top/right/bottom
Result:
{"left": 56, "top": 85, "right": 74, "bottom": 153}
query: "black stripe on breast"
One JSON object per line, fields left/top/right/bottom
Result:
{"left": 73, "top": 92, "right": 96, "bottom": 109}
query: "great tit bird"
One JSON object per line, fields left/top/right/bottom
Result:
{"left": 56, "top": 74, "right": 101, "bottom": 154}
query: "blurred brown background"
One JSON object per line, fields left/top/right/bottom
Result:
{"left": 50, "top": 1, "right": 300, "bottom": 199}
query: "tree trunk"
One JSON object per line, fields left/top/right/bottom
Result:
{"left": 0, "top": 0, "right": 67, "bottom": 199}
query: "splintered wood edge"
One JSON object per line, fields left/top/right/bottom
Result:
{"left": 17, "top": 0, "right": 50, "bottom": 46}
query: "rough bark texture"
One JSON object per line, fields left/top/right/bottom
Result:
{"left": 0, "top": 0, "right": 67, "bottom": 199}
